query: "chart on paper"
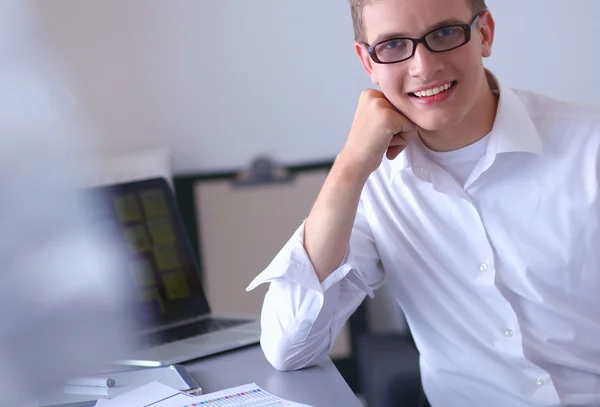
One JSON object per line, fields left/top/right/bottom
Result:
{"left": 179, "top": 383, "right": 313, "bottom": 407}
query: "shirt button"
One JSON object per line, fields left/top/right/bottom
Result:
{"left": 536, "top": 377, "right": 545, "bottom": 386}
{"left": 479, "top": 263, "right": 488, "bottom": 271}
{"left": 504, "top": 329, "right": 514, "bottom": 337}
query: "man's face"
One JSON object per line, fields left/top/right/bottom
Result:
{"left": 356, "top": 0, "right": 495, "bottom": 132}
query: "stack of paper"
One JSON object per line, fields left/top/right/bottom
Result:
{"left": 93, "top": 382, "right": 194, "bottom": 407}
{"left": 94, "top": 381, "right": 314, "bottom": 407}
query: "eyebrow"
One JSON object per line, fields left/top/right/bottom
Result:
{"left": 370, "top": 18, "right": 467, "bottom": 45}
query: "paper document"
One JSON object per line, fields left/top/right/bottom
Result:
{"left": 94, "top": 381, "right": 194, "bottom": 407}
{"left": 93, "top": 381, "right": 313, "bottom": 407}
{"left": 179, "top": 383, "right": 314, "bottom": 407}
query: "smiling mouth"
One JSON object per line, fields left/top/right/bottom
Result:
{"left": 409, "top": 81, "right": 457, "bottom": 98}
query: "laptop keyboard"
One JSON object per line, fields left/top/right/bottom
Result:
{"left": 139, "top": 318, "right": 251, "bottom": 349}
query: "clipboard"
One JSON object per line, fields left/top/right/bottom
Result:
{"left": 35, "top": 364, "right": 200, "bottom": 407}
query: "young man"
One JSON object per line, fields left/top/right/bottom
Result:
{"left": 247, "top": 0, "right": 600, "bottom": 405}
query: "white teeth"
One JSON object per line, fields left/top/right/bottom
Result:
{"left": 414, "top": 82, "right": 453, "bottom": 98}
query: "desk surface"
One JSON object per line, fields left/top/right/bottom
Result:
{"left": 49, "top": 344, "right": 361, "bottom": 407}
{"left": 185, "top": 345, "right": 362, "bottom": 407}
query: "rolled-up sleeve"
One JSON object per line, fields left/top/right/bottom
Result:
{"left": 246, "top": 199, "right": 384, "bottom": 371}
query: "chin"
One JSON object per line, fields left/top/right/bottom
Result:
{"left": 410, "top": 111, "right": 463, "bottom": 132}
{"left": 394, "top": 96, "right": 465, "bottom": 132}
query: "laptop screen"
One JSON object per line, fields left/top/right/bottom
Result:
{"left": 84, "top": 178, "right": 211, "bottom": 330}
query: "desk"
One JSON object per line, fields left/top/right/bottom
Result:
{"left": 51, "top": 345, "right": 361, "bottom": 407}
{"left": 185, "top": 345, "right": 363, "bottom": 407}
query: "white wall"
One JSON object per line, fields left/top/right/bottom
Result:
{"left": 484, "top": 0, "right": 600, "bottom": 108}
{"left": 36, "top": 0, "right": 600, "bottom": 174}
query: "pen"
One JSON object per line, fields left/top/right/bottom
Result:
{"left": 63, "top": 385, "right": 110, "bottom": 397}
{"left": 65, "top": 377, "right": 116, "bottom": 388}
{"left": 184, "top": 386, "right": 203, "bottom": 396}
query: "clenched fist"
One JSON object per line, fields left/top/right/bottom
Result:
{"left": 340, "top": 89, "right": 416, "bottom": 178}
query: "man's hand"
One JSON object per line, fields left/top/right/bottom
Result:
{"left": 339, "top": 88, "right": 416, "bottom": 179}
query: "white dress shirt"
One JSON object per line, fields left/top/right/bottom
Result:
{"left": 247, "top": 71, "right": 600, "bottom": 407}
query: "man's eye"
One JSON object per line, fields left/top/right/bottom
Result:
{"left": 436, "top": 28, "right": 458, "bottom": 38}
{"left": 385, "top": 40, "right": 405, "bottom": 49}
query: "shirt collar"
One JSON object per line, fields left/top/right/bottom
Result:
{"left": 487, "top": 70, "right": 542, "bottom": 156}
{"left": 389, "top": 69, "right": 543, "bottom": 183}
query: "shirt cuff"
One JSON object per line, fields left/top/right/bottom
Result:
{"left": 246, "top": 221, "right": 375, "bottom": 298}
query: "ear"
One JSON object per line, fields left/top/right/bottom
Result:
{"left": 354, "top": 42, "right": 380, "bottom": 85}
{"left": 478, "top": 11, "right": 495, "bottom": 58}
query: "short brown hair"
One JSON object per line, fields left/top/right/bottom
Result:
{"left": 349, "top": 0, "right": 488, "bottom": 42}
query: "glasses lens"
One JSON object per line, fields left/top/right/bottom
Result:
{"left": 374, "top": 39, "right": 413, "bottom": 63}
{"left": 426, "top": 26, "right": 467, "bottom": 51}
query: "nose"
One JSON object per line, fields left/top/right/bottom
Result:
{"left": 408, "top": 42, "right": 444, "bottom": 80}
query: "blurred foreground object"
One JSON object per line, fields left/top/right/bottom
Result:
{"left": 0, "top": 1, "right": 137, "bottom": 406}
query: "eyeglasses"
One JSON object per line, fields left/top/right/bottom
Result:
{"left": 365, "top": 14, "right": 481, "bottom": 64}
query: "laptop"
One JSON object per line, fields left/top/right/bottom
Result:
{"left": 85, "top": 177, "right": 261, "bottom": 367}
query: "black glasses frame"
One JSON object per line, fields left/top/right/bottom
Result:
{"left": 365, "top": 14, "right": 481, "bottom": 64}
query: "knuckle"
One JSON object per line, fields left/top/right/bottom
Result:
{"left": 362, "top": 88, "right": 376, "bottom": 96}
{"left": 359, "top": 89, "right": 373, "bottom": 100}
{"left": 361, "top": 88, "right": 381, "bottom": 102}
